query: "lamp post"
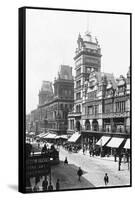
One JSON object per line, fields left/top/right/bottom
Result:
{"left": 100, "top": 138, "right": 102, "bottom": 157}
{"left": 44, "top": 119, "right": 48, "bottom": 133}
{"left": 80, "top": 124, "right": 83, "bottom": 153}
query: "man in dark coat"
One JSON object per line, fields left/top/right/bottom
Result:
{"left": 77, "top": 167, "right": 83, "bottom": 181}
{"left": 104, "top": 173, "right": 109, "bottom": 185}
{"left": 48, "top": 183, "right": 53, "bottom": 191}
{"left": 42, "top": 176, "right": 48, "bottom": 191}
{"left": 64, "top": 157, "right": 68, "bottom": 165}
{"left": 56, "top": 179, "right": 60, "bottom": 190}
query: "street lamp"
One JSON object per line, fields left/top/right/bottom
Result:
{"left": 100, "top": 138, "right": 102, "bottom": 157}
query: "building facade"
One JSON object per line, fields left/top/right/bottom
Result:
{"left": 68, "top": 31, "right": 102, "bottom": 134}
{"left": 36, "top": 65, "right": 74, "bottom": 135}
{"left": 68, "top": 31, "right": 130, "bottom": 150}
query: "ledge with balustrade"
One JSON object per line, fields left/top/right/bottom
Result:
{"left": 82, "top": 111, "right": 130, "bottom": 120}
{"left": 68, "top": 111, "right": 82, "bottom": 118}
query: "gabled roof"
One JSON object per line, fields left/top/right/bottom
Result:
{"left": 93, "top": 71, "right": 117, "bottom": 89}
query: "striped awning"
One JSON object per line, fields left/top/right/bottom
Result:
{"left": 106, "top": 137, "right": 124, "bottom": 148}
{"left": 96, "top": 136, "right": 111, "bottom": 146}
{"left": 44, "top": 133, "right": 57, "bottom": 139}
{"left": 38, "top": 132, "right": 46, "bottom": 138}
{"left": 68, "top": 132, "right": 81, "bottom": 142}
{"left": 55, "top": 135, "right": 68, "bottom": 139}
{"left": 123, "top": 139, "right": 130, "bottom": 149}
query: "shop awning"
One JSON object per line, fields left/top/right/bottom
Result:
{"left": 40, "top": 133, "right": 49, "bottom": 138}
{"left": 123, "top": 139, "right": 130, "bottom": 149}
{"left": 28, "top": 132, "right": 35, "bottom": 136}
{"left": 55, "top": 135, "right": 68, "bottom": 139}
{"left": 106, "top": 137, "right": 124, "bottom": 148}
{"left": 96, "top": 136, "right": 111, "bottom": 146}
{"left": 44, "top": 133, "right": 57, "bottom": 139}
{"left": 37, "top": 132, "right": 45, "bottom": 138}
{"left": 68, "top": 132, "right": 81, "bottom": 142}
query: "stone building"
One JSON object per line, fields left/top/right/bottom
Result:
{"left": 67, "top": 31, "right": 130, "bottom": 151}
{"left": 68, "top": 31, "right": 102, "bottom": 134}
{"left": 30, "top": 109, "right": 40, "bottom": 133}
{"left": 37, "top": 65, "right": 74, "bottom": 135}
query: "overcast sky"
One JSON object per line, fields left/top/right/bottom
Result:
{"left": 26, "top": 8, "right": 130, "bottom": 114}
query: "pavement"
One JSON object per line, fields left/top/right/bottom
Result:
{"left": 29, "top": 142, "right": 130, "bottom": 191}
{"left": 58, "top": 147, "right": 130, "bottom": 188}
{"left": 51, "top": 161, "right": 94, "bottom": 190}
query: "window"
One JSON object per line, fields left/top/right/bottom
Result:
{"left": 76, "top": 104, "right": 81, "bottom": 112}
{"left": 76, "top": 68, "right": 81, "bottom": 76}
{"left": 76, "top": 92, "right": 81, "bottom": 100}
{"left": 69, "top": 104, "right": 73, "bottom": 111}
{"left": 95, "top": 105, "right": 99, "bottom": 115}
{"left": 88, "top": 106, "right": 93, "bottom": 115}
{"left": 116, "top": 101, "right": 125, "bottom": 113}
{"left": 105, "top": 103, "right": 112, "bottom": 113}
{"left": 76, "top": 80, "right": 81, "bottom": 88}
{"left": 60, "top": 104, "right": 63, "bottom": 109}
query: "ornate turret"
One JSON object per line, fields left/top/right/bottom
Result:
{"left": 38, "top": 81, "right": 53, "bottom": 105}
{"left": 75, "top": 31, "right": 102, "bottom": 73}
{"left": 126, "top": 67, "right": 130, "bottom": 94}
{"left": 54, "top": 65, "right": 74, "bottom": 99}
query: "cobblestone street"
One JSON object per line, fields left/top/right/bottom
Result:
{"left": 56, "top": 147, "right": 130, "bottom": 188}
{"left": 30, "top": 142, "right": 130, "bottom": 190}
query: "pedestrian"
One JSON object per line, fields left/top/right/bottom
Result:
{"left": 64, "top": 157, "right": 68, "bottom": 165}
{"left": 118, "top": 160, "right": 121, "bottom": 171}
{"left": 114, "top": 152, "right": 117, "bottom": 162}
{"left": 89, "top": 149, "right": 92, "bottom": 157}
{"left": 35, "top": 176, "right": 40, "bottom": 185}
{"left": 118, "top": 156, "right": 121, "bottom": 171}
{"left": 48, "top": 182, "right": 53, "bottom": 191}
{"left": 83, "top": 148, "right": 85, "bottom": 155}
{"left": 104, "top": 173, "right": 109, "bottom": 186}
{"left": 33, "top": 183, "right": 39, "bottom": 192}
{"left": 42, "top": 176, "right": 48, "bottom": 191}
{"left": 77, "top": 167, "right": 83, "bottom": 181}
{"left": 56, "top": 179, "right": 60, "bottom": 190}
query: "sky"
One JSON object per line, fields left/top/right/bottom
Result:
{"left": 26, "top": 9, "right": 130, "bottom": 114}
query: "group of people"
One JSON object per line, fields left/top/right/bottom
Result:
{"left": 32, "top": 176, "right": 60, "bottom": 192}
{"left": 63, "top": 143, "right": 81, "bottom": 153}
{"left": 42, "top": 176, "right": 60, "bottom": 191}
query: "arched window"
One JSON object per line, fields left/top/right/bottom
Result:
{"left": 85, "top": 119, "right": 90, "bottom": 130}
{"left": 92, "top": 119, "right": 99, "bottom": 131}
{"left": 76, "top": 121, "right": 80, "bottom": 131}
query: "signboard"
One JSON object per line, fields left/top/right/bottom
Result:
{"left": 26, "top": 155, "right": 50, "bottom": 177}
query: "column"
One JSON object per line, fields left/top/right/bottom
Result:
{"left": 81, "top": 133, "right": 83, "bottom": 151}
{"left": 71, "top": 120, "right": 73, "bottom": 130}
{"left": 98, "top": 119, "right": 102, "bottom": 132}
{"left": 110, "top": 118, "right": 114, "bottom": 133}
{"left": 73, "top": 119, "right": 74, "bottom": 130}
{"left": 68, "top": 119, "right": 70, "bottom": 130}
{"left": 93, "top": 136, "right": 95, "bottom": 149}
